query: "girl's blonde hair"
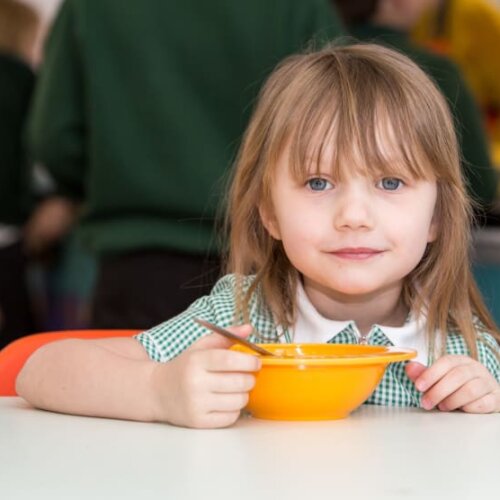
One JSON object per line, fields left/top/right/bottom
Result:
{"left": 225, "top": 43, "right": 499, "bottom": 358}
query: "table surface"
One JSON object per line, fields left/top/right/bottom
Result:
{"left": 1, "top": 397, "right": 498, "bottom": 500}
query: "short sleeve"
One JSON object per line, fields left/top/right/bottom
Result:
{"left": 477, "top": 332, "right": 500, "bottom": 383}
{"left": 134, "top": 274, "right": 276, "bottom": 362}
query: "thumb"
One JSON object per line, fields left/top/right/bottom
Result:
{"left": 405, "top": 361, "right": 427, "bottom": 383}
{"left": 192, "top": 324, "right": 254, "bottom": 350}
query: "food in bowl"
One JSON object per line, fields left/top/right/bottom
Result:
{"left": 231, "top": 343, "right": 416, "bottom": 420}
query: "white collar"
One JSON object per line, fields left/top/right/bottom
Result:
{"left": 292, "top": 281, "right": 429, "bottom": 364}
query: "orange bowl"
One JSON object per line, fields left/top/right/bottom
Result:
{"left": 231, "top": 343, "right": 416, "bottom": 420}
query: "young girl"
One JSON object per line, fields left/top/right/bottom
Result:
{"left": 17, "top": 43, "right": 500, "bottom": 428}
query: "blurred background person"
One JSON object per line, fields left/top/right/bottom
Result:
{"left": 333, "top": 0, "right": 498, "bottom": 212}
{"left": 413, "top": 0, "right": 500, "bottom": 110}
{"left": 412, "top": 0, "right": 500, "bottom": 187}
{"left": 0, "top": 0, "right": 39, "bottom": 348}
{"left": 27, "top": 0, "right": 345, "bottom": 330}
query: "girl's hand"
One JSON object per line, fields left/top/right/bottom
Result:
{"left": 151, "top": 324, "right": 261, "bottom": 428}
{"left": 405, "top": 356, "right": 500, "bottom": 413}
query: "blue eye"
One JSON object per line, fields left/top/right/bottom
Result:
{"left": 378, "top": 177, "right": 403, "bottom": 191}
{"left": 307, "top": 178, "right": 332, "bottom": 191}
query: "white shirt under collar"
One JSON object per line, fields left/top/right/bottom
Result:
{"left": 291, "top": 281, "right": 430, "bottom": 365}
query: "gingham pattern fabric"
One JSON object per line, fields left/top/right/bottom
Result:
{"left": 136, "top": 274, "right": 500, "bottom": 408}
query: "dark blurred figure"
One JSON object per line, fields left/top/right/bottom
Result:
{"left": 27, "top": 0, "right": 345, "bottom": 330}
{"left": 333, "top": 0, "right": 498, "bottom": 211}
{"left": 0, "top": 0, "right": 39, "bottom": 348}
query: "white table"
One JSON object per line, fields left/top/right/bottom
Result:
{"left": 1, "top": 397, "right": 498, "bottom": 499}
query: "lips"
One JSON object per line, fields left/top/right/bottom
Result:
{"left": 329, "top": 247, "right": 385, "bottom": 260}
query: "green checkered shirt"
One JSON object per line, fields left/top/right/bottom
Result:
{"left": 136, "top": 274, "right": 500, "bottom": 407}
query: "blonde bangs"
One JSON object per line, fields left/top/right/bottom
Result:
{"left": 261, "top": 45, "right": 458, "bottom": 187}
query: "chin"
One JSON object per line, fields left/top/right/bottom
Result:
{"left": 321, "top": 279, "right": 380, "bottom": 297}
{"left": 336, "top": 286, "right": 379, "bottom": 297}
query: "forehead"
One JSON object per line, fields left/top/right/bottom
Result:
{"left": 276, "top": 110, "right": 437, "bottom": 182}
{"left": 256, "top": 47, "right": 456, "bottom": 191}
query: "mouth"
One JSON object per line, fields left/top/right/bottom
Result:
{"left": 329, "top": 248, "right": 385, "bottom": 261}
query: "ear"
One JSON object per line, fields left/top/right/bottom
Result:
{"left": 258, "top": 202, "right": 282, "bottom": 240}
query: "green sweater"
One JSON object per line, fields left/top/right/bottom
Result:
{"left": 27, "top": 0, "right": 343, "bottom": 256}
{"left": 350, "top": 24, "right": 497, "bottom": 208}
{"left": 0, "top": 53, "right": 35, "bottom": 225}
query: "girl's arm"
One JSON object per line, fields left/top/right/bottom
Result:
{"left": 16, "top": 337, "right": 160, "bottom": 422}
{"left": 16, "top": 326, "right": 260, "bottom": 428}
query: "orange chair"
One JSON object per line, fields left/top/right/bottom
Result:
{"left": 0, "top": 330, "right": 140, "bottom": 396}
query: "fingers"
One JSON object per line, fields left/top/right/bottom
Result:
{"left": 183, "top": 394, "right": 250, "bottom": 429}
{"left": 223, "top": 324, "right": 254, "bottom": 338}
{"left": 433, "top": 378, "right": 491, "bottom": 411}
{"left": 194, "top": 411, "right": 242, "bottom": 429}
{"left": 163, "top": 325, "right": 260, "bottom": 428}
{"left": 202, "top": 349, "right": 261, "bottom": 373}
{"left": 420, "top": 362, "right": 480, "bottom": 410}
{"left": 413, "top": 355, "right": 473, "bottom": 393}
{"left": 412, "top": 355, "right": 499, "bottom": 413}
{"left": 209, "top": 372, "right": 256, "bottom": 393}
{"left": 461, "top": 390, "right": 500, "bottom": 414}
{"left": 405, "top": 361, "right": 426, "bottom": 382}
{"left": 208, "top": 392, "right": 250, "bottom": 412}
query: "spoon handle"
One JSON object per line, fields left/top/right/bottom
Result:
{"left": 194, "top": 318, "right": 274, "bottom": 356}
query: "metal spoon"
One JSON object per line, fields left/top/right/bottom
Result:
{"left": 194, "top": 318, "right": 276, "bottom": 357}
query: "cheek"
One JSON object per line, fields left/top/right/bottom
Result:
{"left": 277, "top": 208, "right": 325, "bottom": 245}
{"left": 399, "top": 220, "right": 435, "bottom": 262}
{"left": 388, "top": 190, "right": 437, "bottom": 250}
{"left": 275, "top": 211, "right": 326, "bottom": 265}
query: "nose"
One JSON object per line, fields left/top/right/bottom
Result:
{"left": 333, "top": 184, "right": 374, "bottom": 231}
